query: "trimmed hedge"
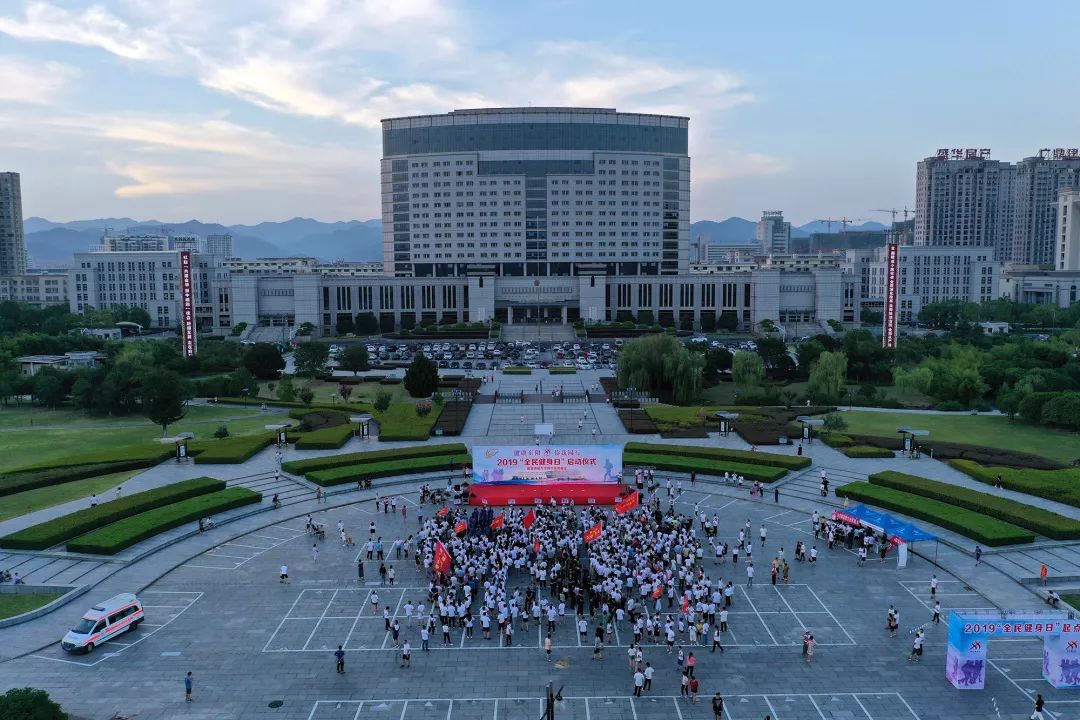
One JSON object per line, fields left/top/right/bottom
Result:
{"left": 4, "top": 445, "right": 175, "bottom": 475}
{"left": 308, "top": 454, "right": 469, "bottom": 487}
{"left": 842, "top": 446, "right": 895, "bottom": 459}
{"left": 624, "top": 442, "right": 811, "bottom": 470}
{"left": 284, "top": 442, "right": 468, "bottom": 475}
{"left": 622, "top": 452, "right": 787, "bottom": 483}
{"left": 549, "top": 367, "right": 577, "bottom": 375}
{"left": 848, "top": 434, "right": 1063, "bottom": 470}
{"left": 215, "top": 397, "right": 372, "bottom": 413}
{"left": 67, "top": 487, "right": 261, "bottom": 555}
{"left": 191, "top": 434, "right": 274, "bottom": 464}
{"left": 0, "top": 477, "right": 224, "bottom": 550}
{"left": 295, "top": 423, "right": 356, "bottom": 450}
{"left": 502, "top": 367, "right": 532, "bottom": 375}
{"left": 821, "top": 433, "right": 855, "bottom": 448}
{"left": 0, "top": 459, "right": 161, "bottom": 498}
{"left": 834, "top": 481, "right": 1035, "bottom": 546}
{"left": 948, "top": 460, "right": 1080, "bottom": 509}
{"left": 868, "top": 470, "right": 1080, "bottom": 540}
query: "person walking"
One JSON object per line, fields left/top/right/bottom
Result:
{"left": 400, "top": 641, "right": 411, "bottom": 668}
{"left": 357, "top": 559, "right": 365, "bottom": 582}
{"left": 746, "top": 562, "right": 754, "bottom": 587}
{"left": 805, "top": 634, "right": 816, "bottom": 663}
{"left": 633, "top": 669, "right": 645, "bottom": 696}
{"left": 930, "top": 574, "right": 938, "bottom": 598}
{"left": 711, "top": 625, "right": 724, "bottom": 653}
{"left": 1040, "top": 563, "right": 1049, "bottom": 586}
{"left": 420, "top": 625, "right": 430, "bottom": 651}
{"left": 312, "top": 544, "right": 319, "bottom": 563}
{"left": 908, "top": 630, "right": 924, "bottom": 662}
{"left": 932, "top": 601, "right": 941, "bottom": 625}
{"left": 974, "top": 545, "right": 982, "bottom": 565}
{"left": 545, "top": 633, "right": 552, "bottom": 662}
{"left": 773, "top": 487, "right": 779, "bottom": 503}
{"left": 184, "top": 672, "right": 194, "bottom": 702}
{"left": 279, "top": 564, "right": 289, "bottom": 584}
{"left": 643, "top": 662, "right": 654, "bottom": 691}
{"left": 689, "top": 676, "right": 699, "bottom": 704}
{"left": 334, "top": 645, "right": 345, "bottom": 674}
{"left": 686, "top": 652, "right": 696, "bottom": 678}
{"left": 712, "top": 693, "right": 725, "bottom": 720}
{"left": 1030, "top": 693, "right": 1046, "bottom": 719}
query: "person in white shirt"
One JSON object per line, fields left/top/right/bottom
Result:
{"left": 279, "top": 565, "right": 289, "bottom": 583}
{"left": 746, "top": 563, "right": 755, "bottom": 587}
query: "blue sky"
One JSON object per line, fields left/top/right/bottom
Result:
{"left": 0, "top": 0, "right": 1075, "bottom": 225}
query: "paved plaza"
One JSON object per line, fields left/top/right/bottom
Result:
{"left": 2, "top": 369, "right": 1079, "bottom": 719}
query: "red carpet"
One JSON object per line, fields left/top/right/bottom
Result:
{"left": 469, "top": 483, "right": 629, "bottom": 507}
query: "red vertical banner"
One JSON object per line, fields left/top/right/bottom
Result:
{"left": 522, "top": 509, "right": 536, "bottom": 529}
{"left": 434, "top": 541, "right": 451, "bottom": 574}
{"left": 490, "top": 514, "right": 505, "bottom": 530}
{"left": 583, "top": 522, "right": 603, "bottom": 543}
{"left": 882, "top": 242, "right": 899, "bottom": 349}
{"left": 179, "top": 250, "right": 197, "bottom": 358}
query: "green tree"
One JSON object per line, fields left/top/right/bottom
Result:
{"left": 276, "top": 375, "right": 297, "bottom": 402}
{"left": 755, "top": 337, "right": 789, "bottom": 372}
{"left": 842, "top": 329, "right": 892, "bottom": 382}
{"left": 293, "top": 343, "right": 329, "bottom": 378}
{"left": 32, "top": 368, "right": 69, "bottom": 408}
{"left": 616, "top": 334, "right": 703, "bottom": 405}
{"left": 338, "top": 345, "right": 370, "bottom": 375}
{"left": 227, "top": 367, "right": 260, "bottom": 398}
{"left": 700, "top": 347, "right": 733, "bottom": 385}
{"left": 141, "top": 369, "right": 190, "bottom": 436}
{"left": 758, "top": 319, "right": 777, "bottom": 333}
{"left": 717, "top": 312, "right": 739, "bottom": 332}
{"left": 298, "top": 386, "right": 315, "bottom": 406}
{"left": 806, "top": 351, "right": 848, "bottom": 404}
{"left": 0, "top": 687, "right": 68, "bottom": 720}
{"left": 339, "top": 384, "right": 353, "bottom": 403}
{"left": 823, "top": 413, "right": 848, "bottom": 433}
{"left": 373, "top": 390, "right": 392, "bottom": 413}
{"left": 731, "top": 351, "right": 765, "bottom": 391}
{"left": 796, "top": 339, "right": 826, "bottom": 375}
{"left": 355, "top": 312, "right": 379, "bottom": 335}
{"left": 243, "top": 343, "right": 285, "bottom": 379}
{"left": 404, "top": 353, "right": 439, "bottom": 398}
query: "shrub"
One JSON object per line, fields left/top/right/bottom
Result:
{"left": 214, "top": 425, "right": 230, "bottom": 439}
{"left": 294, "top": 423, "right": 355, "bottom": 450}
{"left": 191, "top": 434, "right": 274, "bottom": 464}
{"left": 373, "top": 391, "right": 392, "bottom": 413}
{"left": 416, "top": 401, "right": 433, "bottom": 417}
{"left": 821, "top": 433, "right": 855, "bottom": 448}
{"left": 624, "top": 442, "right": 810, "bottom": 470}
{"left": 622, "top": 452, "right": 787, "bottom": 483}
{"left": 503, "top": 367, "right": 532, "bottom": 375}
{"left": 0, "top": 477, "right": 224, "bottom": 550}
{"left": 842, "top": 446, "right": 894, "bottom": 458}
{"left": 284, "top": 442, "right": 467, "bottom": 475}
{"left": 868, "top": 470, "right": 1080, "bottom": 540}
{"left": 308, "top": 454, "right": 469, "bottom": 487}
{"left": 549, "top": 367, "right": 577, "bottom": 375}
{"left": 948, "top": 460, "right": 1080, "bottom": 508}
{"left": 0, "top": 688, "right": 68, "bottom": 720}
{"left": 834, "top": 482, "right": 1034, "bottom": 546}
{"left": 215, "top": 397, "right": 371, "bottom": 413}
{"left": 67, "top": 487, "right": 261, "bottom": 555}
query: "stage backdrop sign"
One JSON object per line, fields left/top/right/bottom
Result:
{"left": 472, "top": 445, "right": 622, "bottom": 485}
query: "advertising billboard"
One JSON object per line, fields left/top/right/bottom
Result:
{"left": 179, "top": 250, "right": 197, "bottom": 358}
{"left": 882, "top": 241, "right": 899, "bottom": 349}
{"left": 472, "top": 445, "right": 622, "bottom": 485}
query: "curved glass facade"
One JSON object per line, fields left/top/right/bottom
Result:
{"left": 383, "top": 123, "right": 688, "bottom": 156}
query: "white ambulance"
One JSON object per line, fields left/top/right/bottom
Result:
{"left": 61, "top": 593, "right": 144, "bottom": 653}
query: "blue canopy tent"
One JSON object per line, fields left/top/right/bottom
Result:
{"left": 832, "top": 504, "right": 938, "bottom": 566}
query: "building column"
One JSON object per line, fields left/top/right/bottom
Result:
{"left": 561, "top": 306, "right": 568, "bottom": 324}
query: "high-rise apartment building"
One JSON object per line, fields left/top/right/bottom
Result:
{"left": 380, "top": 107, "right": 690, "bottom": 278}
{"left": 0, "top": 172, "right": 27, "bottom": 275}
{"left": 914, "top": 152, "right": 1014, "bottom": 258}
{"left": 1057, "top": 188, "right": 1080, "bottom": 272}
{"left": 755, "top": 211, "right": 791, "bottom": 254}
{"left": 1010, "top": 155, "right": 1080, "bottom": 265}
{"left": 206, "top": 233, "right": 234, "bottom": 258}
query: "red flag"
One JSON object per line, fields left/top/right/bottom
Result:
{"left": 490, "top": 514, "right": 505, "bottom": 530}
{"left": 454, "top": 520, "right": 467, "bottom": 535}
{"left": 651, "top": 584, "right": 663, "bottom": 600}
{"left": 523, "top": 509, "right": 536, "bottom": 529}
{"left": 434, "top": 541, "right": 451, "bottom": 574}
{"left": 614, "top": 490, "right": 639, "bottom": 515}
{"left": 680, "top": 595, "right": 690, "bottom": 613}
{"left": 436, "top": 506, "right": 450, "bottom": 518}
{"left": 533, "top": 538, "right": 541, "bottom": 554}
{"left": 583, "top": 522, "right": 603, "bottom": 544}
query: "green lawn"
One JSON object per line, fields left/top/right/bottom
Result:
{"left": 0, "top": 470, "right": 142, "bottom": 523}
{"left": 258, "top": 379, "right": 410, "bottom": 405}
{"left": 1063, "top": 593, "right": 1080, "bottom": 611}
{"left": 0, "top": 592, "right": 64, "bottom": 620}
{"left": 835, "top": 410, "right": 1080, "bottom": 464}
{"left": 700, "top": 381, "right": 932, "bottom": 407}
{"left": 0, "top": 405, "right": 290, "bottom": 473}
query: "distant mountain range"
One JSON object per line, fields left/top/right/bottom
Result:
{"left": 23, "top": 216, "right": 885, "bottom": 267}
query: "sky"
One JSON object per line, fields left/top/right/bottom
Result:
{"left": 0, "top": 0, "right": 1076, "bottom": 226}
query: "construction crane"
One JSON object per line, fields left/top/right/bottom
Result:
{"left": 813, "top": 216, "right": 868, "bottom": 234}
{"left": 870, "top": 207, "right": 914, "bottom": 223}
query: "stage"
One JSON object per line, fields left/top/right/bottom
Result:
{"left": 468, "top": 482, "right": 630, "bottom": 507}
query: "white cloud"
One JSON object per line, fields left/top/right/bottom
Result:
{"left": 0, "top": 2, "right": 173, "bottom": 60}
{"left": 0, "top": 54, "right": 77, "bottom": 105}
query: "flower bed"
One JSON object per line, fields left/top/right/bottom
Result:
{"left": 622, "top": 452, "right": 787, "bottom": 483}
{"left": 624, "top": 442, "right": 810, "bottom": 470}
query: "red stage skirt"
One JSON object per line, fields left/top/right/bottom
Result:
{"left": 469, "top": 483, "right": 629, "bottom": 507}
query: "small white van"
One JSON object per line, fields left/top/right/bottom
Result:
{"left": 61, "top": 593, "right": 144, "bottom": 653}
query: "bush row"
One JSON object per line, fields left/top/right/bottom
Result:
{"left": 624, "top": 442, "right": 811, "bottom": 470}
{"left": 5, "top": 445, "right": 176, "bottom": 474}
{"left": 191, "top": 434, "right": 274, "bottom": 464}
{"left": 842, "top": 446, "right": 895, "bottom": 459}
{"left": 0, "top": 459, "right": 162, "bottom": 498}
{"left": 821, "top": 433, "right": 855, "bottom": 448}
{"left": 0, "top": 477, "right": 224, "bottom": 550}
{"left": 549, "top": 368, "right": 577, "bottom": 375}
{"left": 948, "top": 461, "right": 1080, "bottom": 509}
{"left": 294, "top": 424, "right": 356, "bottom": 450}
{"left": 308, "top": 454, "right": 469, "bottom": 487}
{"left": 622, "top": 452, "right": 787, "bottom": 483}
{"left": 848, "top": 434, "right": 1063, "bottom": 470}
{"left": 834, "top": 481, "right": 1035, "bottom": 547}
{"left": 67, "top": 487, "right": 261, "bottom": 555}
{"left": 284, "top": 442, "right": 468, "bottom": 475}
{"left": 867, "top": 471, "right": 1080, "bottom": 540}
{"left": 502, "top": 368, "right": 532, "bottom": 375}
{"left": 215, "top": 397, "right": 372, "bottom": 413}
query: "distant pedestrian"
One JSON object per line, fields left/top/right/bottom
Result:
{"left": 689, "top": 676, "right": 699, "bottom": 703}
{"left": 545, "top": 634, "right": 552, "bottom": 661}
{"left": 312, "top": 544, "right": 319, "bottom": 562}
{"left": 115, "top": 485, "right": 122, "bottom": 501}
{"left": 908, "top": 630, "right": 924, "bottom": 661}
{"left": 357, "top": 560, "right": 365, "bottom": 582}
{"left": 1031, "top": 693, "right": 1046, "bottom": 720}
{"left": 773, "top": 487, "right": 779, "bottom": 503}
{"left": 932, "top": 601, "right": 941, "bottom": 625}
{"left": 712, "top": 693, "right": 725, "bottom": 720}
{"left": 400, "top": 641, "right": 411, "bottom": 668}
{"left": 315, "top": 487, "right": 323, "bottom": 503}
{"left": 279, "top": 564, "right": 289, "bottom": 583}
{"left": 90, "top": 494, "right": 98, "bottom": 508}
{"left": 643, "top": 662, "right": 654, "bottom": 691}
{"left": 930, "top": 575, "right": 938, "bottom": 598}
{"left": 974, "top": 545, "right": 982, "bottom": 565}
{"left": 334, "top": 645, "right": 345, "bottom": 673}
{"left": 805, "top": 634, "right": 816, "bottom": 662}
{"left": 184, "top": 671, "right": 193, "bottom": 702}
{"left": 1041, "top": 563, "right": 1048, "bottom": 586}
{"left": 633, "top": 669, "right": 644, "bottom": 696}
